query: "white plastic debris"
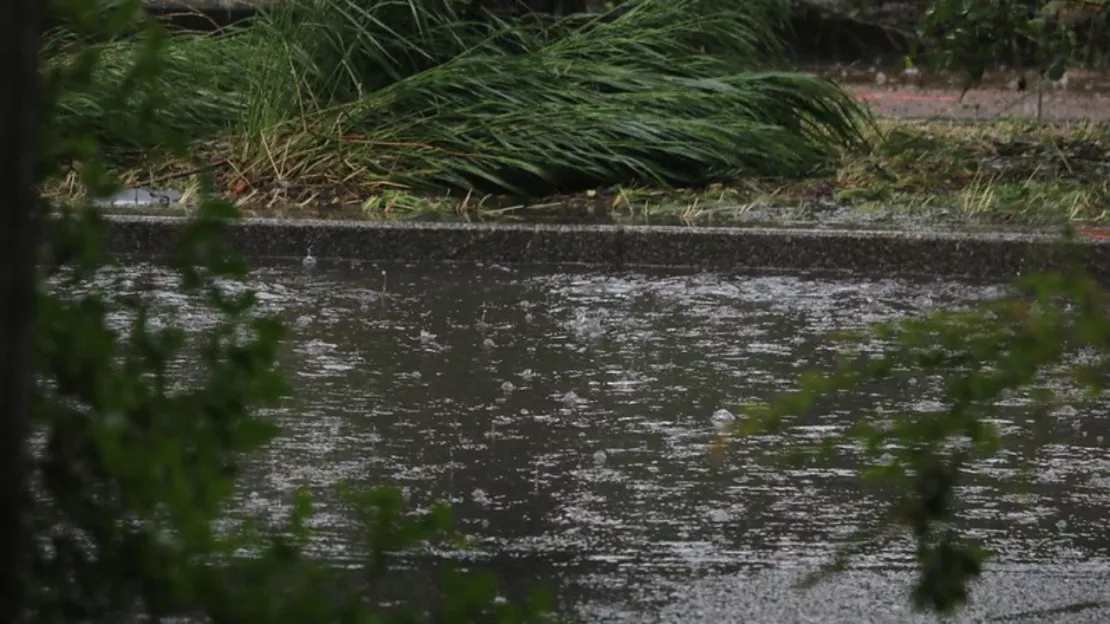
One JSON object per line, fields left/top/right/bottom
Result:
{"left": 94, "top": 187, "right": 184, "bottom": 209}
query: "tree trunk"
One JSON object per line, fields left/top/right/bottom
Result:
{"left": 0, "top": 0, "right": 41, "bottom": 619}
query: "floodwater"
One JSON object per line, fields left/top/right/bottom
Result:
{"left": 71, "top": 259, "right": 1110, "bottom": 622}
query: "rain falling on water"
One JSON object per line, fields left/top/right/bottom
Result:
{"left": 56, "top": 259, "right": 1110, "bottom": 623}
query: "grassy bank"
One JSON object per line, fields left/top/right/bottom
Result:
{"left": 45, "top": 0, "right": 868, "bottom": 204}
{"left": 824, "top": 119, "right": 1110, "bottom": 226}
{"left": 61, "top": 113, "right": 1110, "bottom": 230}
{"left": 46, "top": 1, "right": 1109, "bottom": 230}
{"left": 545, "top": 118, "right": 1109, "bottom": 229}
{"left": 298, "top": 118, "right": 1110, "bottom": 229}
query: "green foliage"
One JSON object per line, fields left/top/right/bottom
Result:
{"left": 41, "top": 6, "right": 248, "bottom": 152}
{"left": 29, "top": 0, "right": 552, "bottom": 621}
{"left": 43, "top": 0, "right": 870, "bottom": 197}
{"left": 721, "top": 261, "right": 1110, "bottom": 614}
{"left": 916, "top": 0, "right": 1109, "bottom": 94}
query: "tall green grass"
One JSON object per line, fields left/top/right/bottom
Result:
{"left": 43, "top": 21, "right": 250, "bottom": 150}
{"left": 44, "top": 0, "right": 872, "bottom": 196}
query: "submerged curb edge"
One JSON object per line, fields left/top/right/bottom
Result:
{"left": 99, "top": 215, "right": 1110, "bottom": 282}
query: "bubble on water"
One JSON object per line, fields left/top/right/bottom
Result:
{"left": 874, "top": 71, "right": 888, "bottom": 86}
{"left": 302, "top": 250, "right": 317, "bottom": 268}
{"left": 706, "top": 509, "right": 730, "bottom": 523}
{"left": 593, "top": 450, "right": 608, "bottom": 467}
{"left": 103, "top": 410, "right": 126, "bottom": 430}
{"left": 712, "top": 408, "right": 735, "bottom": 430}
{"left": 562, "top": 390, "right": 581, "bottom": 408}
{"left": 471, "top": 488, "right": 492, "bottom": 506}
{"left": 501, "top": 381, "right": 515, "bottom": 393}
{"left": 294, "top": 315, "right": 312, "bottom": 329}
{"left": 1055, "top": 405, "right": 1079, "bottom": 417}
{"left": 572, "top": 310, "right": 604, "bottom": 339}
{"left": 358, "top": 293, "right": 379, "bottom": 313}
{"left": 483, "top": 338, "right": 497, "bottom": 349}
{"left": 519, "top": 369, "right": 536, "bottom": 380}
{"left": 1056, "top": 519, "right": 1068, "bottom": 530}
{"left": 154, "top": 527, "right": 180, "bottom": 549}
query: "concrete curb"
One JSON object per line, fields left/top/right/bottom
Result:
{"left": 100, "top": 215, "right": 1110, "bottom": 282}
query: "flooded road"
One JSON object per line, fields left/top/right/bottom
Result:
{"left": 79, "top": 260, "right": 1110, "bottom": 622}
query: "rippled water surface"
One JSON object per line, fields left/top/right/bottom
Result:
{"left": 75, "top": 260, "right": 1110, "bottom": 623}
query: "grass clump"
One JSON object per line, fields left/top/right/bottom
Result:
{"left": 440, "top": 119, "right": 1107, "bottom": 229}
{"left": 831, "top": 119, "right": 1110, "bottom": 225}
{"left": 43, "top": 0, "right": 871, "bottom": 204}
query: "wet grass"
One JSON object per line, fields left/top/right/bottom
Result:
{"left": 44, "top": 0, "right": 869, "bottom": 208}
{"left": 46, "top": 2, "right": 1110, "bottom": 229}
{"left": 823, "top": 118, "right": 1110, "bottom": 227}
{"left": 324, "top": 117, "right": 1106, "bottom": 228}
{"left": 78, "top": 117, "right": 1108, "bottom": 229}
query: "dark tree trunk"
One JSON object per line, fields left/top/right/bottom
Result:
{"left": 0, "top": 0, "right": 41, "bottom": 620}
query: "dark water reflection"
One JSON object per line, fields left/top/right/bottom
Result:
{"left": 72, "top": 260, "right": 1110, "bottom": 622}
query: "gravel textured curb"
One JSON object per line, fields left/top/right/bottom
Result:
{"left": 100, "top": 215, "right": 1110, "bottom": 281}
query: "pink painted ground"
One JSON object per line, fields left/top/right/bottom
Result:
{"left": 825, "top": 66, "right": 1110, "bottom": 121}
{"left": 845, "top": 85, "right": 1110, "bottom": 121}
